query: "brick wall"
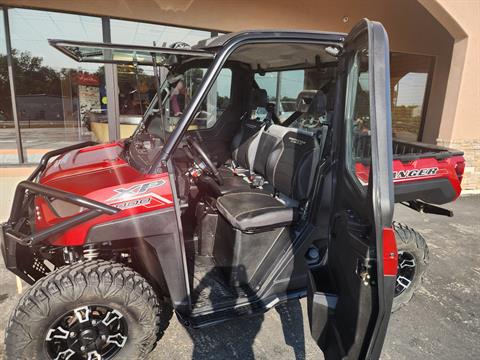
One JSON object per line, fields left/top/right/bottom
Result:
{"left": 438, "top": 139, "right": 480, "bottom": 191}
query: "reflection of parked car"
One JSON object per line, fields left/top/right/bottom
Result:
{"left": 16, "top": 95, "right": 63, "bottom": 124}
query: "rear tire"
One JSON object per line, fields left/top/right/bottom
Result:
{"left": 5, "top": 260, "right": 172, "bottom": 359}
{"left": 392, "top": 222, "right": 429, "bottom": 312}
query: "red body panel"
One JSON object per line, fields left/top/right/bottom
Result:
{"left": 382, "top": 227, "right": 398, "bottom": 277}
{"left": 36, "top": 141, "right": 174, "bottom": 246}
{"left": 34, "top": 142, "right": 465, "bottom": 248}
{"left": 355, "top": 155, "right": 465, "bottom": 201}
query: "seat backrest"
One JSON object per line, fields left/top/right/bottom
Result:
{"left": 251, "top": 124, "right": 282, "bottom": 175}
{"left": 231, "top": 88, "right": 269, "bottom": 168}
{"left": 262, "top": 125, "right": 320, "bottom": 201}
{"left": 282, "top": 90, "right": 327, "bottom": 128}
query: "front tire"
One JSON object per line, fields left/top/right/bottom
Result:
{"left": 392, "top": 222, "right": 429, "bottom": 312}
{"left": 5, "top": 260, "right": 171, "bottom": 359}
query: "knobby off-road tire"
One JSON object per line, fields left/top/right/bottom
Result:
{"left": 5, "top": 260, "right": 172, "bottom": 360}
{"left": 392, "top": 222, "right": 429, "bottom": 312}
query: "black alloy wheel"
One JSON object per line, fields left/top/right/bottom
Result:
{"left": 395, "top": 251, "right": 416, "bottom": 296}
{"left": 45, "top": 305, "right": 128, "bottom": 360}
{"left": 6, "top": 260, "right": 173, "bottom": 360}
{"left": 392, "top": 222, "right": 429, "bottom": 312}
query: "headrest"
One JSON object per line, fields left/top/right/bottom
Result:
{"left": 295, "top": 90, "right": 327, "bottom": 116}
{"left": 252, "top": 88, "right": 268, "bottom": 108}
{"left": 295, "top": 90, "right": 317, "bottom": 113}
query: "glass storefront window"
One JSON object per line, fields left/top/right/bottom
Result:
{"left": 8, "top": 9, "right": 104, "bottom": 163}
{"left": 0, "top": 9, "right": 18, "bottom": 164}
{"left": 390, "top": 52, "right": 434, "bottom": 141}
{"left": 0, "top": 10, "right": 218, "bottom": 165}
{"left": 109, "top": 19, "right": 212, "bottom": 137}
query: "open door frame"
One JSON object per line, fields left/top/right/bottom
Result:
{"left": 307, "top": 19, "right": 396, "bottom": 359}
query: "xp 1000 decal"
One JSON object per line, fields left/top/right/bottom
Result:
{"left": 108, "top": 179, "right": 167, "bottom": 201}
{"left": 107, "top": 179, "right": 173, "bottom": 210}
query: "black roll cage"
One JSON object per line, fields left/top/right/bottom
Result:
{"left": 4, "top": 142, "right": 120, "bottom": 247}
{"left": 154, "top": 31, "right": 345, "bottom": 170}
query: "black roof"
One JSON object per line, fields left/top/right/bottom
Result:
{"left": 195, "top": 29, "right": 347, "bottom": 50}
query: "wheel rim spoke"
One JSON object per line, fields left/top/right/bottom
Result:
{"left": 107, "top": 333, "right": 128, "bottom": 348}
{"left": 87, "top": 350, "right": 102, "bottom": 360}
{"left": 394, "top": 250, "right": 417, "bottom": 296}
{"left": 74, "top": 305, "right": 92, "bottom": 323}
{"left": 399, "top": 258, "right": 415, "bottom": 268}
{"left": 46, "top": 326, "right": 70, "bottom": 341}
{"left": 396, "top": 275, "right": 412, "bottom": 291}
{"left": 53, "top": 349, "right": 75, "bottom": 360}
{"left": 101, "top": 309, "right": 124, "bottom": 326}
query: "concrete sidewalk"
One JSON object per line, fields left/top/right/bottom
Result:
{"left": 0, "top": 195, "right": 478, "bottom": 359}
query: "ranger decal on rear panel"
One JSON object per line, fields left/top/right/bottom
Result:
{"left": 393, "top": 167, "right": 438, "bottom": 180}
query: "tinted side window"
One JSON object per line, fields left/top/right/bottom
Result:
{"left": 345, "top": 47, "right": 371, "bottom": 190}
{"left": 185, "top": 68, "right": 232, "bottom": 129}
{"left": 254, "top": 70, "right": 305, "bottom": 123}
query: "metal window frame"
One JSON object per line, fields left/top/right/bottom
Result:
{"left": 102, "top": 17, "right": 121, "bottom": 142}
{"left": 2, "top": 7, "right": 24, "bottom": 163}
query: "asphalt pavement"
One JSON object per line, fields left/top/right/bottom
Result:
{"left": 0, "top": 195, "right": 478, "bottom": 359}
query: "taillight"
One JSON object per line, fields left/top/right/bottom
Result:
{"left": 455, "top": 160, "right": 465, "bottom": 183}
{"left": 383, "top": 227, "right": 398, "bottom": 276}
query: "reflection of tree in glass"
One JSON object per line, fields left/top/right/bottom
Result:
{"left": 0, "top": 49, "right": 105, "bottom": 121}
{"left": 0, "top": 50, "right": 58, "bottom": 119}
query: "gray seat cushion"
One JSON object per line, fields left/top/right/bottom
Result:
{"left": 216, "top": 191, "right": 294, "bottom": 232}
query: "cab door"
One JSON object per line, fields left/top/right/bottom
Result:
{"left": 307, "top": 19, "right": 396, "bottom": 359}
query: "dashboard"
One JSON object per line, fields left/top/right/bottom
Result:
{"left": 123, "top": 132, "right": 164, "bottom": 173}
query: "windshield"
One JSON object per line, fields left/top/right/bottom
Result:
{"left": 138, "top": 63, "right": 232, "bottom": 142}
{"left": 48, "top": 38, "right": 221, "bottom": 145}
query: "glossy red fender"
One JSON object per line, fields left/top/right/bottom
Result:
{"left": 35, "top": 142, "right": 174, "bottom": 246}
{"left": 355, "top": 155, "right": 465, "bottom": 202}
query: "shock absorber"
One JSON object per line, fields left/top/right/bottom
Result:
{"left": 83, "top": 245, "right": 100, "bottom": 261}
{"left": 62, "top": 247, "right": 79, "bottom": 264}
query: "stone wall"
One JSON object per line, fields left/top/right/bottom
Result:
{"left": 438, "top": 139, "right": 480, "bottom": 191}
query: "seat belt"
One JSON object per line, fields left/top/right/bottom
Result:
{"left": 282, "top": 111, "right": 303, "bottom": 127}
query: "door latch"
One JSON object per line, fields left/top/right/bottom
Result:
{"left": 356, "top": 258, "right": 376, "bottom": 286}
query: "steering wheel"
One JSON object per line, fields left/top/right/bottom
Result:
{"left": 186, "top": 136, "right": 224, "bottom": 185}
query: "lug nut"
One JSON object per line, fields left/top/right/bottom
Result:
{"left": 70, "top": 332, "right": 75, "bottom": 338}
{"left": 101, "top": 335, "right": 107, "bottom": 341}
{"left": 80, "top": 346, "right": 86, "bottom": 351}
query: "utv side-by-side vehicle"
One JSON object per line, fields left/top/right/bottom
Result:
{"left": 1, "top": 19, "right": 464, "bottom": 359}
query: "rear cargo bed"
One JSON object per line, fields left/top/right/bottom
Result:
{"left": 393, "top": 139, "right": 464, "bottom": 162}
{"left": 355, "top": 135, "right": 465, "bottom": 205}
